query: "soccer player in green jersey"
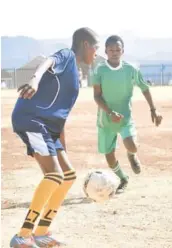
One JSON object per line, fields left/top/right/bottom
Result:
{"left": 92, "top": 35, "right": 162, "bottom": 193}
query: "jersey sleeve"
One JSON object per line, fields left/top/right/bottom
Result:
{"left": 134, "top": 68, "right": 149, "bottom": 92}
{"left": 91, "top": 65, "right": 101, "bottom": 86}
{"left": 49, "top": 49, "right": 72, "bottom": 75}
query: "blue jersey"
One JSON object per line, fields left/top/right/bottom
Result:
{"left": 12, "top": 49, "right": 79, "bottom": 134}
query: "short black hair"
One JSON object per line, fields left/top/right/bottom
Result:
{"left": 72, "top": 27, "right": 98, "bottom": 51}
{"left": 105, "top": 35, "right": 124, "bottom": 48}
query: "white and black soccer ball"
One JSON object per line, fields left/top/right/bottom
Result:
{"left": 83, "top": 170, "right": 117, "bottom": 203}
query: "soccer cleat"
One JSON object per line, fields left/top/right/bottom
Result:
{"left": 10, "top": 234, "right": 39, "bottom": 248}
{"left": 34, "top": 232, "right": 67, "bottom": 247}
{"left": 116, "top": 177, "right": 129, "bottom": 194}
{"left": 127, "top": 153, "right": 141, "bottom": 174}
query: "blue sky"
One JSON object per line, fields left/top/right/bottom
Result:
{"left": 1, "top": 0, "right": 171, "bottom": 39}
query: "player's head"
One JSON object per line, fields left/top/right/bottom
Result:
{"left": 105, "top": 35, "right": 124, "bottom": 65}
{"left": 72, "top": 27, "right": 99, "bottom": 65}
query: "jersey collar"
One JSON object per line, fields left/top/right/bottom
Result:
{"left": 105, "top": 60, "right": 123, "bottom": 71}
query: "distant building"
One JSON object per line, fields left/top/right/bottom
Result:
{"left": 16, "top": 55, "right": 46, "bottom": 87}
{"left": 1, "top": 69, "right": 13, "bottom": 88}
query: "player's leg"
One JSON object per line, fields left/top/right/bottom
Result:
{"left": 121, "top": 123, "right": 141, "bottom": 174}
{"left": 98, "top": 127, "right": 129, "bottom": 194}
{"left": 34, "top": 139, "right": 76, "bottom": 247}
{"left": 10, "top": 131, "right": 64, "bottom": 248}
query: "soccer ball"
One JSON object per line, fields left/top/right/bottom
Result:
{"left": 83, "top": 170, "right": 117, "bottom": 203}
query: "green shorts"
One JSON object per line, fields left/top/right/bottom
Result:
{"left": 98, "top": 122, "right": 137, "bottom": 154}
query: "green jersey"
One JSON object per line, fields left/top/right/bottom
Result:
{"left": 92, "top": 60, "right": 149, "bottom": 131}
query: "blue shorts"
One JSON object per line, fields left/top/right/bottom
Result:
{"left": 14, "top": 120, "right": 64, "bottom": 157}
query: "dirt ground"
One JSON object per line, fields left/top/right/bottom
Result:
{"left": 1, "top": 87, "right": 172, "bottom": 248}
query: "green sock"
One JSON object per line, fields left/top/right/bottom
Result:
{"left": 111, "top": 161, "right": 128, "bottom": 180}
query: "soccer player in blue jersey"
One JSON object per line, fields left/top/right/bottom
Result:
{"left": 10, "top": 27, "right": 99, "bottom": 248}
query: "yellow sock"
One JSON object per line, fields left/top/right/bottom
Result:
{"left": 34, "top": 170, "right": 76, "bottom": 236}
{"left": 18, "top": 172, "right": 63, "bottom": 237}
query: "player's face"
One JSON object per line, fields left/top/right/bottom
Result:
{"left": 83, "top": 41, "right": 99, "bottom": 65}
{"left": 106, "top": 41, "right": 124, "bottom": 65}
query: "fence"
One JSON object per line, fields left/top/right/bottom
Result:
{"left": 139, "top": 64, "right": 172, "bottom": 85}
{"left": 1, "top": 64, "right": 172, "bottom": 89}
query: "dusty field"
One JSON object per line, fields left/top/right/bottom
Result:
{"left": 1, "top": 87, "right": 172, "bottom": 248}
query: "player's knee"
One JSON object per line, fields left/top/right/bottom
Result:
{"left": 64, "top": 169, "right": 77, "bottom": 182}
{"left": 43, "top": 164, "right": 65, "bottom": 182}
{"left": 54, "top": 170, "right": 64, "bottom": 183}
{"left": 43, "top": 166, "right": 64, "bottom": 175}
{"left": 68, "top": 170, "right": 77, "bottom": 180}
{"left": 72, "top": 171, "right": 77, "bottom": 181}
{"left": 45, "top": 171, "right": 64, "bottom": 185}
{"left": 105, "top": 151, "right": 117, "bottom": 168}
{"left": 128, "top": 143, "right": 137, "bottom": 153}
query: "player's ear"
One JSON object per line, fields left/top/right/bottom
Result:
{"left": 83, "top": 41, "right": 89, "bottom": 49}
{"left": 80, "top": 41, "right": 88, "bottom": 51}
{"left": 105, "top": 48, "right": 107, "bottom": 55}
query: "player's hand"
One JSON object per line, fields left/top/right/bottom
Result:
{"left": 110, "top": 111, "right": 124, "bottom": 123}
{"left": 18, "top": 76, "right": 39, "bottom": 99}
{"left": 151, "top": 109, "right": 163, "bottom": 126}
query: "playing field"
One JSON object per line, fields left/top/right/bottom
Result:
{"left": 1, "top": 87, "right": 172, "bottom": 248}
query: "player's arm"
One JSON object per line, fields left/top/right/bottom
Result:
{"left": 135, "top": 70, "right": 163, "bottom": 126}
{"left": 142, "top": 89, "right": 155, "bottom": 111}
{"left": 93, "top": 84, "right": 123, "bottom": 122}
{"left": 142, "top": 89, "right": 163, "bottom": 126}
{"left": 92, "top": 66, "right": 111, "bottom": 114}
{"left": 93, "top": 84, "right": 111, "bottom": 114}
{"left": 33, "top": 57, "right": 54, "bottom": 81}
{"left": 60, "top": 128, "right": 66, "bottom": 151}
{"left": 18, "top": 57, "right": 54, "bottom": 99}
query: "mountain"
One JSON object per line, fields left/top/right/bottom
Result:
{"left": 1, "top": 34, "right": 172, "bottom": 68}
{"left": 1, "top": 36, "right": 68, "bottom": 68}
